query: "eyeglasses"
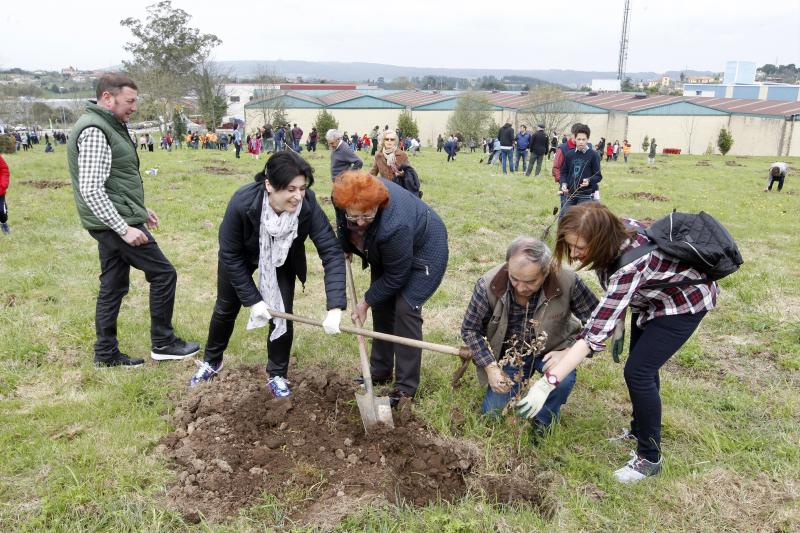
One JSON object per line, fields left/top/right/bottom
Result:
{"left": 345, "top": 212, "right": 377, "bottom": 223}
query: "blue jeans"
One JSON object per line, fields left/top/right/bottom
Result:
{"left": 500, "top": 149, "right": 514, "bottom": 173}
{"left": 482, "top": 356, "right": 577, "bottom": 427}
{"left": 515, "top": 149, "right": 528, "bottom": 172}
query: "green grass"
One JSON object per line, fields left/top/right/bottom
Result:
{"left": 1, "top": 146, "right": 799, "bottom": 531}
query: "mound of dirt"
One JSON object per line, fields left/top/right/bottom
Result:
{"left": 158, "top": 364, "right": 549, "bottom": 526}
{"left": 696, "top": 160, "right": 712, "bottom": 166}
{"left": 724, "top": 160, "right": 743, "bottom": 167}
{"left": 618, "top": 191, "right": 669, "bottom": 202}
{"left": 203, "top": 165, "right": 235, "bottom": 175}
{"left": 628, "top": 167, "right": 644, "bottom": 174}
{"left": 21, "top": 179, "right": 69, "bottom": 189}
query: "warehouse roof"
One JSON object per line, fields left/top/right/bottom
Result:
{"left": 244, "top": 89, "right": 800, "bottom": 118}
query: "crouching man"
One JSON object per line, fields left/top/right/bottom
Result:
{"left": 460, "top": 237, "right": 598, "bottom": 434}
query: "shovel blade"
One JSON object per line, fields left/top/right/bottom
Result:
{"left": 355, "top": 391, "right": 394, "bottom": 432}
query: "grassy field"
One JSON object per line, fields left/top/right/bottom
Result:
{"left": 1, "top": 144, "right": 798, "bottom": 532}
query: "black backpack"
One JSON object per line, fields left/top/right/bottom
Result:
{"left": 395, "top": 164, "right": 422, "bottom": 198}
{"left": 610, "top": 211, "right": 743, "bottom": 289}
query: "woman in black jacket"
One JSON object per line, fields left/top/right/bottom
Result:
{"left": 332, "top": 171, "right": 448, "bottom": 405}
{"left": 190, "top": 152, "right": 347, "bottom": 397}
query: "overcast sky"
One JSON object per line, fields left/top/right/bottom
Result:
{"left": 3, "top": 0, "right": 799, "bottom": 74}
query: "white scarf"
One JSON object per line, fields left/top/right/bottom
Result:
{"left": 246, "top": 191, "right": 302, "bottom": 340}
{"left": 382, "top": 146, "right": 398, "bottom": 173}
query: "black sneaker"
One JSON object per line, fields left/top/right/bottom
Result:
{"left": 150, "top": 338, "right": 200, "bottom": 361}
{"left": 94, "top": 353, "right": 145, "bottom": 368}
{"left": 388, "top": 388, "right": 413, "bottom": 408}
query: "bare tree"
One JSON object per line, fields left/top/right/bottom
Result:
{"left": 520, "top": 86, "right": 576, "bottom": 137}
{"left": 682, "top": 116, "right": 697, "bottom": 155}
{"left": 251, "top": 67, "right": 285, "bottom": 128}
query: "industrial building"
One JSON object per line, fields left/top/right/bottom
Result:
{"left": 243, "top": 89, "right": 800, "bottom": 157}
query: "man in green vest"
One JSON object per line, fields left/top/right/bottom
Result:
{"left": 68, "top": 73, "right": 199, "bottom": 367}
{"left": 461, "top": 237, "right": 598, "bottom": 435}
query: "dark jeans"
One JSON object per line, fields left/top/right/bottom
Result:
{"left": 767, "top": 175, "right": 785, "bottom": 191}
{"left": 88, "top": 226, "right": 178, "bottom": 359}
{"left": 514, "top": 149, "right": 528, "bottom": 173}
{"left": 526, "top": 153, "right": 545, "bottom": 176}
{"left": 309, "top": 141, "right": 317, "bottom": 152}
{"left": 0, "top": 195, "right": 7, "bottom": 223}
{"left": 234, "top": 141, "right": 241, "bottom": 158}
{"left": 625, "top": 311, "right": 706, "bottom": 462}
{"left": 559, "top": 193, "right": 595, "bottom": 218}
{"left": 370, "top": 293, "right": 424, "bottom": 396}
{"left": 204, "top": 260, "right": 296, "bottom": 378}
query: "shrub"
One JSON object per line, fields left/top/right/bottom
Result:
{"left": 717, "top": 128, "right": 734, "bottom": 155}
{"left": 397, "top": 110, "right": 419, "bottom": 139}
{"left": 641, "top": 135, "right": 650, "bottom": 152}
{"left": 313, "top": 110, "right": 339, "bottom": 150}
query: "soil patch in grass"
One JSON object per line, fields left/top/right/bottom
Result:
{"left": 628, "top": 167, "right": 644, "bottom": 174}
{"left": 158, "top": 364, "right": 549, "bottom": 526}
{"left": 725, "top": 160, "right": 743, "bottom": 167}
{"left": 202, "top": 165, "right": 235, "bottom": 175}
{"left": 696, "top": 160, "right": 712, "bottom": 167}
{"left": 21, "top": 179, "right": 69, "bottom": 189}
{"left": 618, "top": 191, "right": 670, "bottom": 202}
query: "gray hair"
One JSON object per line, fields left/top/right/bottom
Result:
{"left": 506, "top": 236, "right": 553, "bottom": 272}
{"left": 325, "top": 129, "right": 342, "bottom": 142}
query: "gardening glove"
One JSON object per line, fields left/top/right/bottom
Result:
{"left": 322, "top": 308, "right": 342, "bottom": 334}
{"left": 611, "top": 315, "right": 626, "bottom": 363}
{"left": 515, "top": 377, "right": 555, "bottom": 420}
{"left": 246, "top": 300, "right": 272, "bottom": 330}
{"left": 485, "top": 363, "right": 513, "bottom": 394}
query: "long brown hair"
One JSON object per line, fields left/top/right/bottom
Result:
{"left": 554, "top": 203, "right": 636, "bottom": 271}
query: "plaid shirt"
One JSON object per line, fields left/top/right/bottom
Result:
{"left": 462, "top": 274, "right": 599, "bottom": 368}
{"left": 578, "top": 232, "right": 718, "bottom": 352}
{"left": 76, "top": 127, "right": 128, "bottom": 235}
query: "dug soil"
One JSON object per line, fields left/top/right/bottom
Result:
{"left": 21, "top": 179, "right": 69, "bottom": 189}
{"left": 158, "top": 364, "right": 550, "bottom": 527}
{"left": 618, "top": 191, "right": 670, "bottom": 202}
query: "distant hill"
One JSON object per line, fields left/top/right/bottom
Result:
{"left": 213, "top": 60, "right": 716, "bottom": 87}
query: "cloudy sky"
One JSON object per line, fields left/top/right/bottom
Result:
{"left": 3, "top": 0, "right": 799, "bottom": 74}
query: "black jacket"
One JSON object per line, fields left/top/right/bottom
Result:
{"left": 531, "top": 130, "right": 550, "bottom": 155}
{"left": 498, "top": 123, "right": 515, "bottom": 147}
{"left": 330, "top": 141, "right": 363, "bottom": 180}
{"left": 335, "top": 179, "right": 448, "bottom": 309}
{"left": 218, "top": 180, "right": 346, "bottom": 310}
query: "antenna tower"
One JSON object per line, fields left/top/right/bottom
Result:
{"left": 617, "top": 0, "right": 631, "bottom": 81}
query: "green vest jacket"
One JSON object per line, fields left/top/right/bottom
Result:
{"left": 67, "top": 102, "right": 146, "bottom": 231}
{"left": 475, "top": 263, "right": 582, "bottom": 387}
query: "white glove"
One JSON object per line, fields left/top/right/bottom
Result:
{"left": 515, "top": 376, "right": 556, "bottom": 419}
{"left": 322, "top": 308, "right": 342, "bottom": 334}
{"left": 246, "top": 300, "right": 272, "bottom": 330}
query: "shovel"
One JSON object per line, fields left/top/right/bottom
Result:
{"left": 345, "top": 258, "right": 394, "bottom": 431}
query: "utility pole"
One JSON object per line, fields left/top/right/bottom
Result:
{"left": 617, "top": 0, "right": 631, "bottom": 82}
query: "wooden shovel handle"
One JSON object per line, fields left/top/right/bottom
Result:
{"left": 268, "top": 308, "right": 471, "bottom": 360}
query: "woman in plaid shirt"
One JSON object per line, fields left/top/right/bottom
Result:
{"left": 517, "top": 203, "right": 718, "bottom": 483}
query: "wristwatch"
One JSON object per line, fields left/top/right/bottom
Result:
{"left": 545, "top": 371, "right": 560, "bottom": 386}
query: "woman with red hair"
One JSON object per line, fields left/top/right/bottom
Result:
{"left": 332, "top": 171, "right": 449, "bottom": 406}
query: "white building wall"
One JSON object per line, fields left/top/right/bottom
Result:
{"left": 627, "top": 115, "right": 730, "bottom": 155}
{"left": 726, "top": 115, "right": 786, "bottom": 156}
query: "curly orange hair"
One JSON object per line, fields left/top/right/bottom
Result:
{"left": 331, "top": 171, "right": 390, "bottom": 211}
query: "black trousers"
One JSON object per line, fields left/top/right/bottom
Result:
{"left": 0, "top": 195, "right": 7, "bottom": 223}
{"left": 204, "top": 260, "right": 296, "bottom": 378}
{"left": 526, "top": 153, "right": 545, "bottom": 176}
{"left": 88, "top": 226, "right": 178, "bottom": 359}
{"left": 370, "top": 291, "right": 424, "bottom": 396}
{"left": 767, "top": 175, "right": 785, "bottom": 191}
{"left": 234, "top": 141, "right": 241, "bottom": 158}
{"left": 371, "top": 141, "right": 378, "bottom": 156}
{"left": 625, "top": 311, "right": 706, "bottom": 462}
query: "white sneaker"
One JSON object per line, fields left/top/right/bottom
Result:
{"left": 613, "top": 451, "right": 662, "bottom": 484}
{"left": 267, "top": 375, "right": 291, "bottom": 398}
